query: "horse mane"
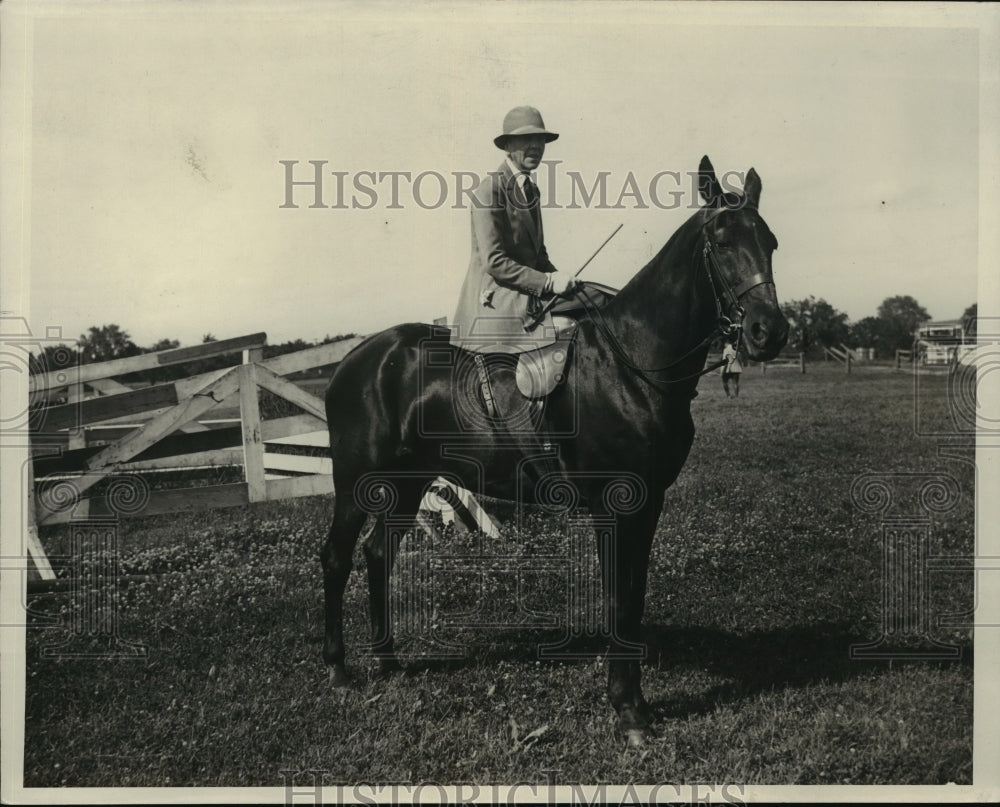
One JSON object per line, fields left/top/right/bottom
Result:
{"left": 606, "top": 206, "right": 709, "bottom": 312}
{"left": 607, "top": 192, "right": 749, "bottom": 313}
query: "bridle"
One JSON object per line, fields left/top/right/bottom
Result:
{"left": 574, "top": 205, "right": 775, "bottom": 395}
{"left": 700, "top": 204, "right": 774, "bottom": 336}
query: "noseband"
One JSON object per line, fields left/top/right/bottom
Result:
{"left": 575, "top": 206, "right": 775, "bottom": 394}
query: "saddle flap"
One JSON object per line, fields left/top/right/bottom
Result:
{"left": 515, "top": 336, "right": 573, "bottom": 399}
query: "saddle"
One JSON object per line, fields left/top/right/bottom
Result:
{"left": 515, "top": 327, "right": 575, "bottom": 398}
{"left": 468, "top": 281, "right": 619, "bottom": 414}
{"left": 514, "top": 281, "right": 618, "bottom": 399}
{"left": 470, "top": 331, "right": 576, "bottom": 423}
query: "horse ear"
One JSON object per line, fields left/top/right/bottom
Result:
{"left": 744, "top": 167, "right": 762, "bottom": 208}
{"left": 698, "top": 155, "right": 722, "bottom": 205}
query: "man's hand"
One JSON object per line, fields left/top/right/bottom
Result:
{"left": 548, "top": 271, "right": 581, "bottom": 297}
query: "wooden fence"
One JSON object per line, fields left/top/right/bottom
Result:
{"left": 27, "top": 333, "right": 498, "bottom": 579}
{"left": 823, "top": 345, "right": 853, "bottom": 373}
{"left": 759, "top": 352, "right": 806, "bottom": 373}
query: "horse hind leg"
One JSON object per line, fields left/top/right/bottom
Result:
{"left": 363, "top": 512, "right": 404, "bottom": 677}
{"left": 362, "top": 476, "right": 430, "bottom": 678}
{"left": 321, "top": 492, "right": 367, "bottom": 687}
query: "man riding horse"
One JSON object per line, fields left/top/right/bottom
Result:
{"left": 449, "top": 107, "right": 581, "bottom": 478}
{"left": 322, "top": 130, "right": 789, "bottom": 744}
{"left": 450, "top": 105, "right": 580, "bottom": 352}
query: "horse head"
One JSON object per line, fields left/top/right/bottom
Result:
{"left": 697, "top": 156, "right": 789, "bottom": 361}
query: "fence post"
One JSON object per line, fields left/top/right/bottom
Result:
{"left": 846, "top": 352, "right": 852, "bottom": 374}
{"left": 26, "top": 457, "right": 56, "bottom": 580}
{"left": 761, "top": 361, "right": 766, "bottom": 374}
{"left": 67, "top": 377, "right": 87, "bottom": 449}
{"left": 800, "top": 352, "right": 806, "bottom": 373}
{"left": 239, "top": 363, "right": 267, "bottom": 503}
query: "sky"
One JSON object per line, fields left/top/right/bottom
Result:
{"left": 7, "top": 1, "right": 995, "bottom": 348}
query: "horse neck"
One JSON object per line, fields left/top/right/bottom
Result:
{"left": 600, "top": 214, "right": 715, "bottom": 373}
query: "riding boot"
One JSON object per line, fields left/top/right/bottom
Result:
{"left": 484, "top": 356, "right": 564, "bottom": 492}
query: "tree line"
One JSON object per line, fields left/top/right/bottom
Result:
{"left": 779, "top": 296, "right": 976, "bottom": 359}
{"left": 29, "top": 293, "right": 978, "bottom": 379}
{"left": 29, "top": 327, "right": 357, "bottom": 383}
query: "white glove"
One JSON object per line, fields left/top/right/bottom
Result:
{"left": 548, "top": 272, "right": 580, "bottom": 297}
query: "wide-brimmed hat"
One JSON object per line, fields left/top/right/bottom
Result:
{"left": 494, "top": 106, "right": 559, "bottom": 150}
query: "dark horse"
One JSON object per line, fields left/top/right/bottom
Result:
{"left": 321, "top": 156, "right": 789, "bottom": 745}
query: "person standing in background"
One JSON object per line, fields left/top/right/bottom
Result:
{"left": 722, "top": 338, "right": 743, "bottom": 398}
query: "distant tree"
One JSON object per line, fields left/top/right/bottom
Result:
{"left": 876, "top": 295, "right": 930, "bottom": 352}
{"left": 263, "top": 339, "right": 311, "bottom": 360}
{"left": 128, "top": 338, "right": 184, "bottom": 384}
{"left": 181, "top": 332, "right": 241, "bottom": 376}
{"left": 780, "top": 296, "right": 849, "bottom": 356}
{"left": 962, "top": 303, "right": 977, "bottom": 338}
{"left": 321, "top": 332, "right": 358, "bottom": 344}
{"left": 76, "top": 324, "right": 140, "bottom": 364}
{"left": 848, "top": 316, "right": 889, "bottom": 357}
{"left": 27, "top": 343, "right": 77, "bottom": 376}
{"left": 149, "top": 338, "right": 181, "bottom": 353}
{"left": 288, "top": 332, "right": 361, "bottom": 378}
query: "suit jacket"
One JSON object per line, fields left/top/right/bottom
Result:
{"left": 450, "top": 161, "right": 559, "bottom": 353}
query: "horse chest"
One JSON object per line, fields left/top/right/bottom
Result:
{"left": 573, "top": 402, "right": 692, "bottom": 478}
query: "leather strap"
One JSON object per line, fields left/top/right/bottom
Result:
{"left": 731, "top": 271, "right": 773, "bottom": 298}
{"left": 473, "top": 353, "right": 497, "bottom": 418}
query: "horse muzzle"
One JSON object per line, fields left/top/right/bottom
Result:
{"left": 741, "top": 306, "right": 789, "bottom": 361}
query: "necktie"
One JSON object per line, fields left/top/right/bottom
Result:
{"left": 523, "top": 175, "right": 539, "bottom": 225}
{"left": 522, "top": 175, "right": 537, "bottom": 205}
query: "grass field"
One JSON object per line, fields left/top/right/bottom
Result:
{"left": 23, "top": 362, "right": 974, "bottom": 787}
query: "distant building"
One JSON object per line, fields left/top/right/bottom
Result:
{"left": 914, "top": 319, "right": 975, "bottom": 365}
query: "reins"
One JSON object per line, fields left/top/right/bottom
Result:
{"left": 573, "top": 206, "right": 774, "bottom": 395}
{"left": 575, "top": 286, "right": 725, "bottom": 392}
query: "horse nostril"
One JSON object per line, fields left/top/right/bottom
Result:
{"left": 751, "top": 322, "right": 767, "bottom": 343}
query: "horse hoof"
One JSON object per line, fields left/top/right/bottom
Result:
{"left": 328, "top": 666, "right": 352, "bottom": 688}
{"left": 624, "top": 729, "right": 647, "bottom": 748}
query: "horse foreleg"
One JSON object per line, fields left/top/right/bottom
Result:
{"left": 596, "top": 499, "right": 663, "bottom": 746}
{"left": 596, "top": 517, "right": 648, "bottom": 745}
{"left": 321, "top": 494, "right": 367, "bottom": 687}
